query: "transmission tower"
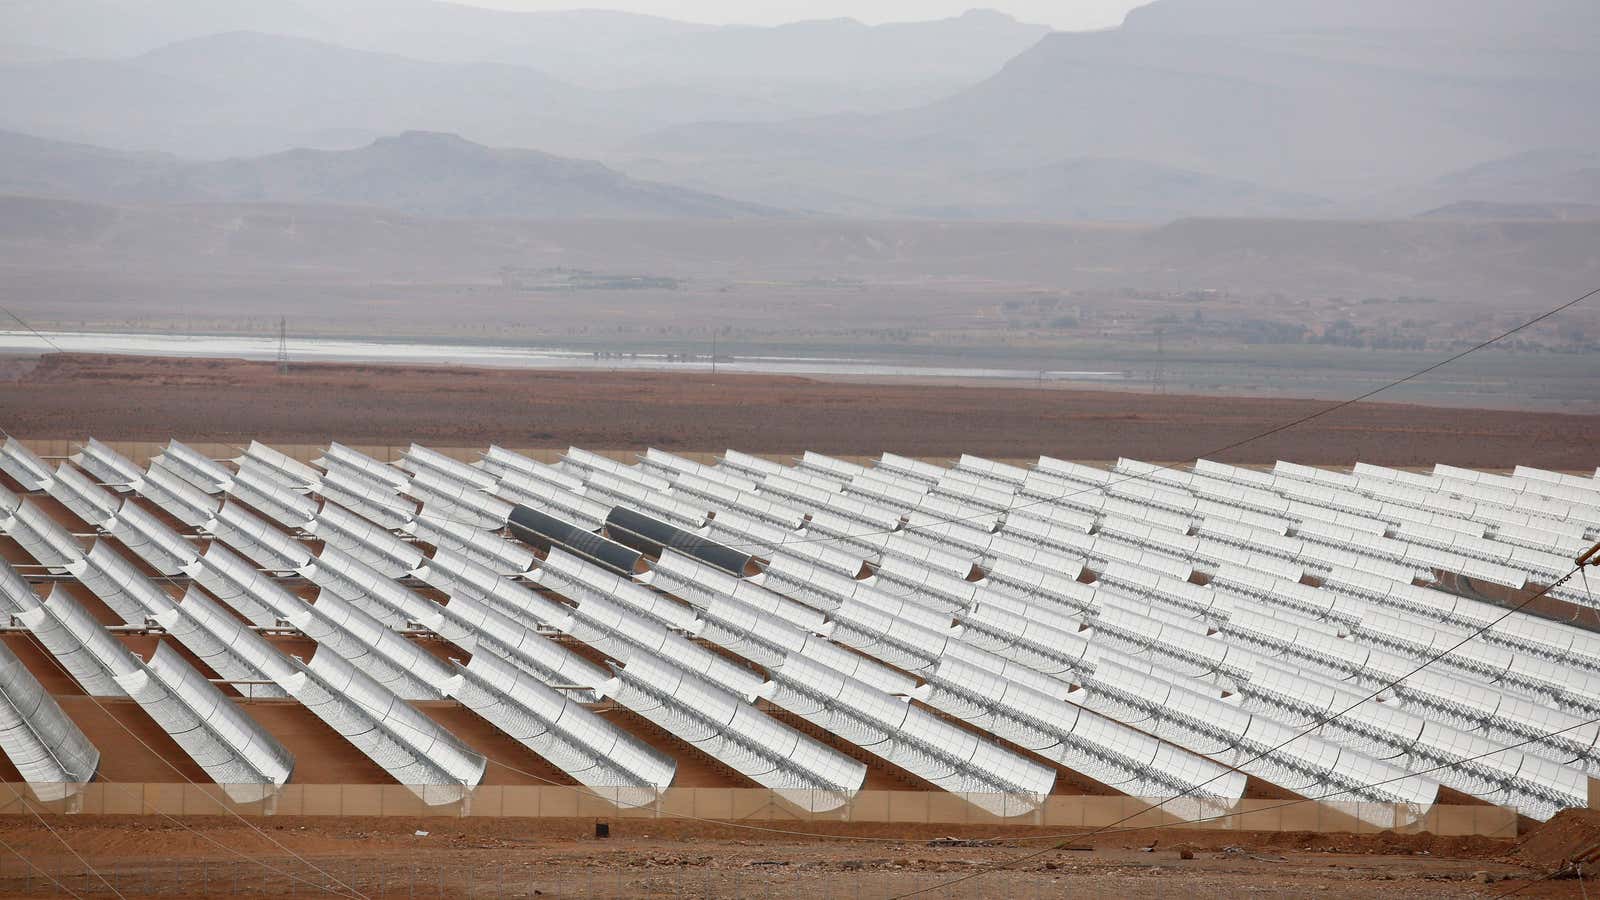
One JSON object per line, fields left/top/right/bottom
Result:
{"left": 1152, "top": 327, "right": 1167, "bottom": 394}
{"left": 276, "top": 317, "right": 290, "bottom": 375}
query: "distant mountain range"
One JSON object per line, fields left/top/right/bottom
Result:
{"left": 0, "top": 0, "right": 1595, "bottom": 222}
{"left": 0, "top": 3, "right": 1052, "bottom": 118}
{"left": 0, "top": 31, "right": 791, "bottom": 159}
{"left": 0, "top": 129, "right": 780, "bottom": 219}
{"left": 623, "top": 0, "right": 1599, "bottom": 217}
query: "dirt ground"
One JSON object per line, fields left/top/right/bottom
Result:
{"left": 0, "top": 813, "right": 1579, "bottom": 899}
{"left": 3, "top": 353, "right": 1599, "bottom": 468}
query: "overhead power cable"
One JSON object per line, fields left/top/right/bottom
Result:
{"left": 885, "top": 562, "right": 1590, "bottom": 898}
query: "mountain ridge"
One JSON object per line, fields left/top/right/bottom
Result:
{"left": 0, "top": 128, "right": 785, "bottom": 220}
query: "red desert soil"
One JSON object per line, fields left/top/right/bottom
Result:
{"left": 0, "top": 814, "right": 1570, "bottom": 899}
{"left": 1517, "top": 808, "right": 1600, "bottom": 870}
{"left": 2, "top": 353, "right": 1598, "bottom": 467}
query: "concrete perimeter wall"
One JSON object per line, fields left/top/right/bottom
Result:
{"left": 0, "top": 784, "right": 1518, "bottom": 837}
{"left": 16, "top": 440, "right": 1012, "bottom": 470}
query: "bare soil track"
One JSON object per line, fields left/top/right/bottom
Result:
{"left": 0, "top": 814, "right": 1581, "bottom": 898}
{"left": 3, "top": 353, "right": 1599, "bottom": 468}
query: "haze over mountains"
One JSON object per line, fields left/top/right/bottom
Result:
{"left": 0, "top": 0, "right": 1595, "bottom": 221}
{"left": 0, "top": 129, "right": 778, "bottom": 220}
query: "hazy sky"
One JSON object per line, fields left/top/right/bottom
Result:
{"left": 457, "top": 1, "right": 1150, "bottom": 30}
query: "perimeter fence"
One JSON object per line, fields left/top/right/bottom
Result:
{"left": 0, "top": 783, "right": 1518, "bottom": 837}
{"left": 18, "top": 440, "right": 846, "bottom": 469}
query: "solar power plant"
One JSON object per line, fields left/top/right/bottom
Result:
{"left": 3, "top": 437, "right": 1599, "bottom": 826}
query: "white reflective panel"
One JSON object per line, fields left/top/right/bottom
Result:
{"left": 135, "top": 460, "right": 221, "bottom": 527}
{"left": 237, "top": 441, "right": 319, "bottom": 490}
{"left": 800, "top": 451, "right": 868, "bottom": 481}
{"left": 0, "top": 438, "right": 53, "bottom": 491}
{"left": 929, "top": 656, "right": 1245, "bottom": 808}
{"left": 1244, "top": 659, "right": 1585, "bottom": 820}
{"left": 163, "top": 586, "right": 295, "bottom": 692}
{"left": 719, "top": 449, "right": 787, "bottom": 479}
{"left": 72, "top": 438, "right": 143, "bottom": 493}
{"left": 1035, "top": 456, "right": 1116, "bottom": 487}
{"left": 68, "top": 540, "right": 176, "bottom": 624}
{"left": 700, "top": 508, "right": 795, "bottom": 557}
{"left": 979, "top": 564, "right": 1097, "bottom": 618}
{"left": 0, "top": 558, "right": 38, "bottom": 613}
{"left": 840, "top": 581, "right": 956, "bottom": 633}
{"left": 756, "top": 552, "right": 855, "bottom": 612}
{"left": 695, "top": 594, "right": 801, "bottom": 664}
{"left": 980, "top": 537, "right": 1086, "bottom": 583}
{"left": 876, "top": 452, "right": 947, "bottom": 485}
{"left": 795, "top": 634, "right": 920, "bottom": 696}
{"left": 16, "top": 588, "right": 132, "bottom": 696}
{"left": 158, "top": 440, "right": 232, "bottom": 495}
{"left": 827, "top": 597, "right": 953, "bottom": 672}
{"left": 568, "top": 591, "right": 765, "bottom": 699}
{"left": 318, "top": 443, "right": 411, "bottom": 491}
{"left": 610, "top": 653, "right": 864, "bottom": 809}
{"left": 961, "top": 600, "right": 1089, "bottom": 674}
{"left": 1089, "top": 656, "right": 1435, "bottom": 819}
{"left": 478, "top": 446, "right": 570, "bottom": 484}
{"left": 792, "top": 506, "right": 889, "bottom": 555}
{"left": 2, "top": 499, "right": 84, "bottom": 569}
{"left": 716, "top": 486, "right": 812, "bottom": 528}
{"left": 537, "top": 548, "right": 695, "bottom": 631}
{"left": 407, "top": 468, "right": 514, "bottom": 529}
{"left": 317, "top": 463, "right": 419, "bottom": 530}
{"left": 306, "top": 545, "right": 437, "bottom": 625}
{"left": 0, "top": 639, "right": 100, "bottom": 797}
{"left": 772, "top": 528, "right": 870, "bottom": 578}
{"left": 310, "top": 502, "right": 425, "bottom": 578}
{"left": 400, "top": 444, "right": 498, "bottom": 490}
{"left": 905, "top": 493, "right": 1001, "bottom": 534}
{"left": 645, "top": 448, "right": 760, "bottom": 491}
{"left": 407, "top": 516, "right": 536, "bottom": 574}
{"left": 845, "top": 471, "right": 926, "bottom": 511}
{"left": 881, "top": 532, "right": 981, "bottom": 579}
{"left": 434, "top": 592, "right": 610, "bottom": 703}
{"left": 807, "top": 491, "right": 903, "bottom": 534}
{"left": 1003, "top": 506, "right": 1098, "bottom": 545}
{"left": 419, "top": 547, "right": 569, "bottom": 627}
{"left": 933, "top": 473, "right": 1018, "bottom": 512}
{"left": 626, "top": 491, "right": 719, "bottom": 531}
{"left": 494, "top": 471, "right": 610, "bottom": 530}
{"left": 954, "top": 454, "right": 1031, "bottom": 486}
{"left": 228, "top": 461, "right": 319, "bottom": 529}
{"left": 757, "top": 469, "right": 838, "bottom": 505}
{"left": 455, "top": 650, "right": 675, "bottom": 791}
{"left": 650, "top": 549, "right": 822, "bottom": 631}
{"left": 853, "top": 468, "right": 941, "bottom": 504}
{"left": 871, "top": 556, "right": 980, "bottom": 612}
{"left": 116, "top": 643, "right": 292, "bottom": 802}
{"left": 284, "top": 648, "right": 485, "bottom": 803}
{"left": 46, "top": 463, "right": 120, "bottom": 527}
{"left": 188, "top": 542, "right": 300, "bottom": 626}
{"left": 564, "top": 448, "right": 673, "bottom": 491}
{"left": 289, "top": 589, "right": 458, "bottom": 700}
{"left": 206, "top": 501, "right": 312, "bottom": 572}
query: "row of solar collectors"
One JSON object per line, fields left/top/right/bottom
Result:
{"left": 0, "top": 439, "right": 680, "bottom": 807}
{"left": 6, "top": 438, "right": 1042, "bottom": 814}
{"left": 530, "top": 444, "right": 1599, "bottom": 821}
{"left": 0, "top": 439, "right": 1241, "bottom": 818}
{"left": 2, "top": 439, "right": 1595, "bottom": 823}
